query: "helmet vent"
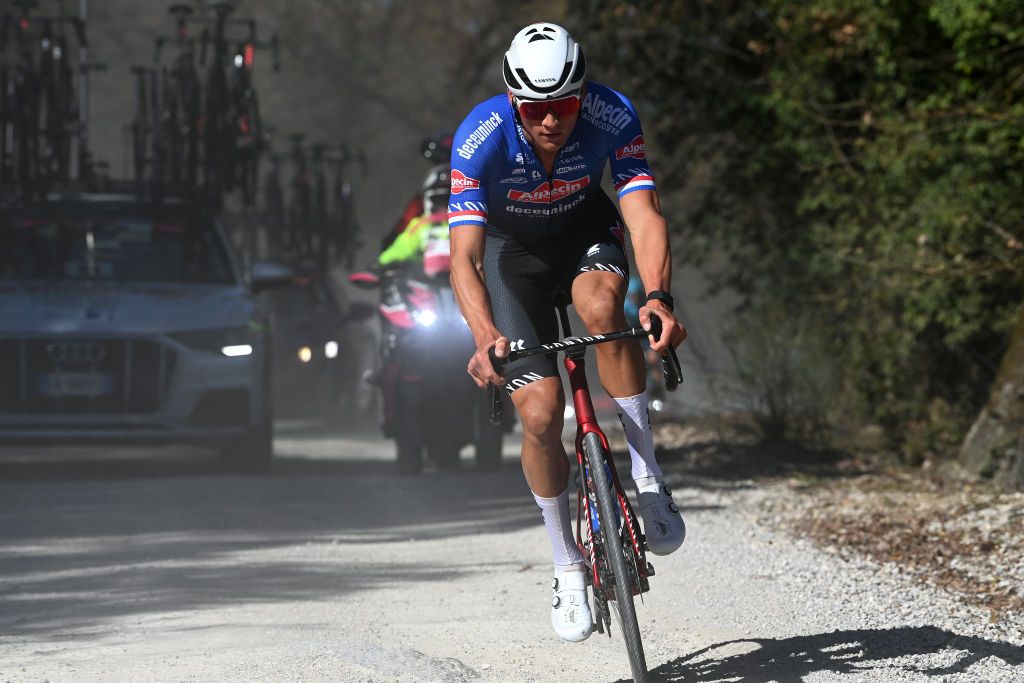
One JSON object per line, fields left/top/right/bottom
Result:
{"left": 570, "top": 49, "right": 586, "bottom": 84}
{"left": 528, "top": 34, "right": 554, "bottom": 42}
{"left": 503, "top": 56, "right": 523, "bottom": 89}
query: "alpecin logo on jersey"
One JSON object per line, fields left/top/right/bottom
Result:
{"left": 450, "top": 169, "right": 480, "bottom": 194}
{"left": 615, "top": 135, "right": 646, "bottom": 161}
{"left": 581, "top": 92, "right": 633, "bottom": 134}
{"left": 508, "top": 176, "right": 591, "bottom": 204}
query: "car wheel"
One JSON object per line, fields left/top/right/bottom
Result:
{"left": 428, "top": 438, "right": 461, "bottom": 470}
{"left": 220, "top": 413, "right": 273, "bottom": 474}
{"left": 395, "top": 381, "right": 422, "bottom": 475}
{"left": 221, "top": 374, "right": 274, "bottom": 474}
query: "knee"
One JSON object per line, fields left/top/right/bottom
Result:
{"left": 515, "top": 389, "right": 565, "bottom": 443}
{"left": 576, "top": 286, "right": 625, "bottom": 334}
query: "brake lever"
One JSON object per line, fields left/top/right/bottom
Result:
{"left": 646, "top": 315, "right": 684, "bottom": 391}
{"left": 487, "top": 348, "right": 505, "bottom": 426}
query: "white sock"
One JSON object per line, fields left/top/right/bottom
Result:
{"left": 532, "top": 488, "right": 585, "bottom": 570}
{"left": 615, "top": 392, "right": 663, "bottom": 483}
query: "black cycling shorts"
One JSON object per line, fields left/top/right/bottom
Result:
{"left": 483, "top": 194, "right": 629, "bottom": 394}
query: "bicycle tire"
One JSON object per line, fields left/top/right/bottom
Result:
{"left": 583, "top": 431, "right": 647, "bottom": 682}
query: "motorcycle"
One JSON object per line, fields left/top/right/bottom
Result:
{"left": 348, "top": 254, "right": 509, "bottom": 475}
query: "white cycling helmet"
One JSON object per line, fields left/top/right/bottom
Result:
{"left": 503, "top": 22, "right": 586, "bottom": 100}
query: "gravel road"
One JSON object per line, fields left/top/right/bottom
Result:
{"left": 1, "top": 424, "right": 1021, "bottom": 682}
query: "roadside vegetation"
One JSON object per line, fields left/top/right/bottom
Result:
{"left": 576, "top": 0, "right": 1024, "bottom": 488}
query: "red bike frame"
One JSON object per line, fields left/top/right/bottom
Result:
{"left": 565, "top": 350, "right": 650, "bottom": 599}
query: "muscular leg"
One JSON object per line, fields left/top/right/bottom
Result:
{"left": 571, "top": 270, "right": 684, "bottom": 555}
{"left": 571, "top": 271, "right": 646, "bottom": 397}
{"left": 510, "top": 377, "right": 568, "bottom": 497}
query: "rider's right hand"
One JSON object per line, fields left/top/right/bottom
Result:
{"left": 468, "top": 335, "right": 509, "bottom": 389}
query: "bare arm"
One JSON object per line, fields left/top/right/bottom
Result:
{"left": 619, "top": 189, "right": 687, "bottom": 352}
{"left": 449, "top": 225, "right": 508, "bottom": 387}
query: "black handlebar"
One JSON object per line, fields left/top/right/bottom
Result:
{"left": 486, "top": 319, "right": 684, "bottom": 425}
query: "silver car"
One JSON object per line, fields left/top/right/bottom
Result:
{"left": 0, "top": 193, "right": 291, "bottom": 471}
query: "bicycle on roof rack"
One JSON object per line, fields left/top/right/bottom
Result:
{"left": 488, "top": 297, "right": 683, "bottom": 683}
{"left": 1, "top": 0, "right": 92, "bottom": 198}
{"left": 326, "top": 143, "right": 366, "bottom": 271}
{"left": 151, "top": 3, "right": 202, "bottom": 187}
{"left": 197, "top": 0, "right": 277, "bottom": 208}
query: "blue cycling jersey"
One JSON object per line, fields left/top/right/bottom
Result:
{"left": 447, "top": 81, "right": 656, "bottom": 240}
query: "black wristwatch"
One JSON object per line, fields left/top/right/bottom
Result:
{"left": 646, "top": 290, "right": 674, "bottom": 312}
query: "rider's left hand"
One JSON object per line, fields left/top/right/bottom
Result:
{"left": 639, "top": 302, "right": 686, "bottom": 353}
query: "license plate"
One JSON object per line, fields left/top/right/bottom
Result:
{"left": 38, "top": 372, "right": 113, "bottom": 397}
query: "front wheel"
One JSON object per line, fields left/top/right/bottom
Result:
{"left": 583, "top": 431, "right": 647, "bottom": 682}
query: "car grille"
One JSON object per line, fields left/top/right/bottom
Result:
{"left": 0, "top": 338, "right": 177, "bottom": 414}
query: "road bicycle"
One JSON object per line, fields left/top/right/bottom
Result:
{"left": 152, "top": 3, "right": 202, "bottom": 187}
{"left": 198, "top": 0, "right": 277, "bottom": 207}
{"left": 286, "top": 132, "right": 313, "bottom": 260}
{"left": 1, "top": 0, "right": 89, "bottom": 195}
{"left": 226, "top": 17, "right": 276, "bottom": 207}
{"left": 3, "top": 0, "right": 42, "bottom": 193}
{"left": 310, "top": 142, "right": 330, "bottom": 272}
{"left": 198, "top": 0, "right": 233, "bottom": 205}
{"left": 261, "top": 147, "right": 286, "bottom": 258}
{"left": 488, "top": 298, "right": 682, "bottom": 683}
{"left": 327, "top": 143, "right": 365, "bottom": 271}
{"left": 35, "top": 4, "right": 80, "bottom": 185}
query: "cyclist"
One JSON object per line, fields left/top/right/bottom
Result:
{"left": 448, "top": 23, "right": 687, "bottom": 643}
{"left": 364, "top": 165, "right": 452, "bottom": 400}
{"left": 378, "top": 164, "right": 451, "bottom": 272}
{"left": 379, "top": 130, "right": 454, "bottom": 252}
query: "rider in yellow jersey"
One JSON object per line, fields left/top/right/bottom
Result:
{"left": 378, "top": 165, "right": 451, "bottom": 271}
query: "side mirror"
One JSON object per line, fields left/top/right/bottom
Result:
{"left": 251, "top": 261, "right": 294, "bottom": 294}
{"left": 345, "top": 300, "right": 376, "bottom": 322}
{"left": 348, "top": 271, "right": 381, "bottom": 289}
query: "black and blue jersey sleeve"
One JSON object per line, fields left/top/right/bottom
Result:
{"left": 580, "top": 84, "right": 657, "bottom": 199}
{"left": 447, "top": 99, "right": 508, "bottom": 229}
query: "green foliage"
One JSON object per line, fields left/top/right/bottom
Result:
{"left": 576, "top": 0, "right": 1024, "bottom": 455}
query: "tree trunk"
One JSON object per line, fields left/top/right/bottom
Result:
{"left": 960, "top": 306, "right": 1024, "bottom": 489}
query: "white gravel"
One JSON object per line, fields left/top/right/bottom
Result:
{"left": 0, "top": 432, "right": 1021, "bottom": 682}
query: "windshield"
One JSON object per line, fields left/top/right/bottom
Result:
{"left": 0, "top": 210, "right": 235, "bottom": 284}
{"left": 268, "top": 280, "right": 337, "bottom": 321}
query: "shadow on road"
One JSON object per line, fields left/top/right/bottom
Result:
{"left": 0, "top": 429, "right": 549, "bottom": 638}
{"left": 0, "top": 423, "right": 730, "bottom": 642}
{"left": 617, "top": 626, "right": 1024, "bottom": 682}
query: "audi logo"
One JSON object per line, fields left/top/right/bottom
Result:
{"left": 46, "top": 341, "right": 106, "bottom": 364}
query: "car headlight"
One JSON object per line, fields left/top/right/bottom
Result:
{"left": 171, "top": 327, "right": 258, "bottom": 356}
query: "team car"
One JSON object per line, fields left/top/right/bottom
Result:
{"left": 267, "top": 267, "right": 364, "bottom": 424}
{"left": 0, "top": 192, "right": 292, "bottom": 471}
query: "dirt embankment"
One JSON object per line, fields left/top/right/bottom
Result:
{"left": 648, "top": 419, "right": 1024, "bottom": 622}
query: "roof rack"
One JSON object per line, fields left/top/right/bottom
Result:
{"left": 0, "top": 178, "right": 217, "bottom": 209}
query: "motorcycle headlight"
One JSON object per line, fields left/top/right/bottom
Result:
{"left": 171, "top": 326, "right": 258, "bottom": 357}
{"left": 413, "top": 310, "right": 437, "bottom": 328}
{"left": 324, "top": 340, "right": 339, "bottom": 359}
